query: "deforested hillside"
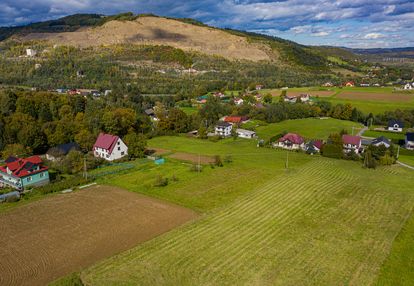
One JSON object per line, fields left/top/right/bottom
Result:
{"left": 20, "top": 16, "right": 273, "bottom": 62}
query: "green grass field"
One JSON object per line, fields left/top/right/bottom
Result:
{"left": 252, "top": 118, "right": 362, "bottom": 140}
{"left": 48, "top": 127, "right": 413, "bottom": 285}
{"left": 376, "top": 206, "right": 414, "bottom": 285}
{"left": 80, "top": 151, "right": 414, "bottom": 285}
{"left": 259, "top": 86, "right": 414, "bottom": 114}
{"left": 362, "top": 130, "right": 406, "bottom": 141}
{"left": 179, "top": 106, "right": 199, "bottom": 115}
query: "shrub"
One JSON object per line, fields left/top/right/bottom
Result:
{"left": 208, "top": 135, "right": 220, "bottom": 142}
{"left": 35, "top": 176, "right": 91, "bottom": 195}
{"left": 153, "top": 175, "right": 169, "bottom": 187}
{"left": 224, "top": 155, "right": 233, "bottom": 163}
{"left": 190, "top": 164, "right": 203, "bottom": 172}
{"left": 214, "top": 155, "right": 223, "bottom": 167}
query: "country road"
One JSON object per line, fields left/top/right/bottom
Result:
{"left": 396, "top": 161, "right": 414, "bottom": 170}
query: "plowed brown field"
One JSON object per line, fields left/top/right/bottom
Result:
{"left": 0, "top": 185, "right": 197, "bottom": 286}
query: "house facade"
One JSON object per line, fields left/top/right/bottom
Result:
{"left": 342, "top": 135, "right": 362, "bottom": 153}
{"left": 0, "top": 156, "right": 49, "bottom": 191}
{"left": 93, "top": 133, "right": 128, "bottom": 161}
{"left": 387, "top": 119, "right": 404, "bottom": 132}
{"left": 404, "top": 83, "right": 413, "bottom": 90}
{"left": 284, "top": 94, "right": 310, "bottom": 103}
{"left": 406, "top": 133, "right": 414, "bottom": 150}
{"left": 274, "top": 133, "right": 305, "bottom": 150}
{"left": 305, "top": 140, "right": 323, "bottom": 154}
{"left": 215, "top": 122, "right": 233, "bottom": 137}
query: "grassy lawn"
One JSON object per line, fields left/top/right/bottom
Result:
{"left": 363, "top": 130, "right": 406, "bottom": 141}
{"left": 318, "top": 97, "right": 414, "bottom": 114}
{"left": 94, "top": 138, "right": 311, "bottom": 212}
{"left": 397, "top": 148, "right": 414, "bottom": 167}
{"left": 252, "top": 118, "right": 361, "bottom": 140}
{"left": 376, "top": 208, "right": 414, "bottom": 286}
{"left": 80, "top": 154, "right": 414, "bottom": 285}
{"left": 179, "top": 106, "right": 199, "bottom": 115}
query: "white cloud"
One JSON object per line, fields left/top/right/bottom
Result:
{"left": 364, "top": 33, "right": 385, "bottom": 39}
{"left": 312, "top": 31, "right": 329, "bottom": 37}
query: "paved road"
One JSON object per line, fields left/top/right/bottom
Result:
{"left": 356, "top": 126, "right": 368, "bottom": 137}
{"left": 396, "top": 161, "right": 414, "bottom": 170}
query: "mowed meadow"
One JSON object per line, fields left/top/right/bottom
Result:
{"left": 62, "top": 124, "right": 414, "bottom": 285}
{"left": 262, "top": 86, "right": 414, "bottom": 114}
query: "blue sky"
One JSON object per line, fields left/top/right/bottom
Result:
{"left": 1, "top": 0, "right": 413, "bottom": 48}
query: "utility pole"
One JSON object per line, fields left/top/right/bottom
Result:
{"left": 83, "top": 157, "right": 88, "bottom": 180}
{"left": 285, "top": 152, "right": 289, "bottom": 170}
{"left": 198, "top": 153, "right": 201, "bottom": 173}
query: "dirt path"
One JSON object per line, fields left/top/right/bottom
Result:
{"left": 169, "top": 152, "right": 215, "bottom": 164}
{"left": 0, "top": 185, "right": 197, "bottom": 286}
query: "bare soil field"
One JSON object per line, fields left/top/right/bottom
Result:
{"left": 337, "top": 91, "right": 414, "bottom": 102}
{"left": 21, "top": 16, "right": 272, "bottom": 62}
{"left": 149, "top": 147, "right": 171, "bottom": 155}
{"left": 169, "top": 152, "right": 215, "bottom": 164}
{"left": 0, "top": 185, "right": 197, "bottom": 286}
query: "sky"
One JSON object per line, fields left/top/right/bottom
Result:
{"left": 1, "top": 0, "right": 413, "bottom": 48}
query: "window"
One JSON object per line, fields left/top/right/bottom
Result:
{"left": 121, "top": 152, "right": 125, "bottom": 156}
{"left": 106, "top": 154, "right": 109, "bottom": 158}
{"left": 27, "top": 177, "right": 32, "bottom": 182}
{"left": 118, "top": 147, "right": 121, "bottom": 151}
{"left": 117, "top": 141, "right": 120, "bottom": 145}
{"left": 40, "top": 173, "right": 44, "bottom": 178}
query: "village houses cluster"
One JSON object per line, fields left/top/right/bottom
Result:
{"left": 0, "top": 133, "right": 128, "bottom": 192}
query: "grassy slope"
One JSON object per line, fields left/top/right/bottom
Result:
{"left": 363, "top": 130, "right": 406, "bottom": 140}
{"left": 81, "top": 151, "right": 414, "bottom": 285}
{"left": 253, "top": 118, "right": 361, "bottom": 140}
{"left": 376, "top": 207, "right": 414, "bottom": 285}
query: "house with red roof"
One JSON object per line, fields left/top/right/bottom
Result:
{"left": 93, "top": 133, "right": 128, "bottom": 161}
{"left": 0, "top": 156, "right": 49, "bottom": 190}
{"left": 305, "top": 140, "right": 324, "bottom": 154}
{"left": 274, "top": 133, "right": 305, "bottom": 150}
{"left": 223, "top": 116, "right": 249, "bottom": 125}
{"left": 342, "top": 135, "right": 362, "bottom": 154}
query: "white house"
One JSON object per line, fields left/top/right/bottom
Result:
{"left": 284, "top": 94, "right": 310, "bottom": 103}
{"left": 387, "top": 120, "right": 404, "bottom": 132}
{"left": 236, "top": 129, "right": 256, "bottom": 139}
{"left": 234, "top": 98, "right": 244, "bottom": 105}
{"left": 404, "top": 83, "right": 413, "bottom": 90}
{"left": 93, "top": 133, "right": 128, "bottom": 161}
{"left": 342, "top": 135, "right": 362, "bottom": 154}
{"left": 406, "top": 133, "right": 414, "bottom": 150}
{"left": 215, "top": 122, "right": 232, "bottom": 137}
{"left": 274, "top": 133, "right": 305, "bottom": 150}
{"left": 26, "top": 49, "right": 37, "bottom": 57}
